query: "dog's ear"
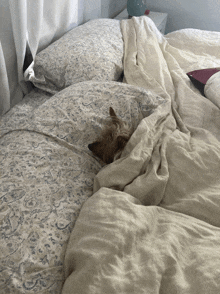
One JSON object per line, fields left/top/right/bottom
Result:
{"left": 109, "top": 107, "right": 117, "bottom": 117}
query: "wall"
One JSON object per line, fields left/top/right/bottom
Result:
{"left": 81, "top": 0, "right": 126, "bottom": 23}
{"left": 143, "top": 0, "right": 220, "bottom": 33}
{"left": 101, "top": 0, "right": 126, "bottom": 18}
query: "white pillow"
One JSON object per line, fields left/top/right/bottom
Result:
{"left": 204, "top": 71, "right": 220, "bottom": 108}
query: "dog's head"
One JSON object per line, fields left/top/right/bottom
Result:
{"left": 88, "top": 107, "right": 132, "bottom": 164}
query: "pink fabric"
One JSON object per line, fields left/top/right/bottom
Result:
{"left": 187, "top": 68, "right": 220, "bottom": 84}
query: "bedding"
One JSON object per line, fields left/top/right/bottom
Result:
{"left": 1, "top": 15, "right": 220, "bottom": 294}
{"left": 25, "top": 19, "right": 124, "bottom": 94}
{"left": 62, "top": 16, "right": 220, "bottom": 293}
{"left": 0, "top": 81, "right": 162, "bottom": 293}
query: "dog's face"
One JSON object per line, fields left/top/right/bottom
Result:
{"left": 88, "top": 107, "right": 132, "bottom": 164}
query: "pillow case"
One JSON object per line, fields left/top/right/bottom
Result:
{"left": 26, "top": 19, "right": 124, "bottom": 94}
{"left": 187, "top": 68, "right": 220, "bottom": 108}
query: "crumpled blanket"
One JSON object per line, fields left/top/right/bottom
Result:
{"left": 62, "top": 16, "right": 220, "bottom": 294}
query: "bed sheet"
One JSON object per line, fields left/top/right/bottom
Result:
{"left": 62, "top": 17, "right": 220, "bottom": 294}
{"left": 0, "top": 81, "right": 163, "bottom": 293}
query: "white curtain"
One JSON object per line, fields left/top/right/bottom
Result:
{"left": 0, "top": 42, "right": 10, "bottom": 114}
{"left": 0, "top": 0, "right": 102, "bottom": 115}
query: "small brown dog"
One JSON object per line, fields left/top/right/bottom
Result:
{"left": 88, "top": 107, "right": 132, "bottom": 164}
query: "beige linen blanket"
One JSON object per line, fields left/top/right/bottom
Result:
{"left": 62, "top": 17, "right": 220, "bottom": 293}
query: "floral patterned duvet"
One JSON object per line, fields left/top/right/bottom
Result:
{"left": 0, "top": 81, "right": 163, "bottom": 293}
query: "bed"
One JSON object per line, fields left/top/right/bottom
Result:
{"left": 1, "top": 16, "right": 220, "bottom": 293}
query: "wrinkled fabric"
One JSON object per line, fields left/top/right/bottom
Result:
{"left": 62, "top": 17, "right": 220, "bottom": 294}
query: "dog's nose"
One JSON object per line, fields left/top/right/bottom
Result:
{"left": 88, "top": 143, "right": 92, "bottom": 150}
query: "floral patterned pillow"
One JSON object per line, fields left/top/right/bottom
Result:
{"left": 26, "top": 19, "right": 124, "bottom": 94}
